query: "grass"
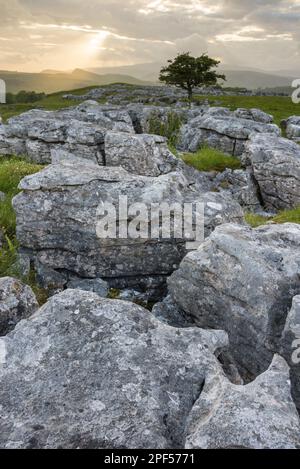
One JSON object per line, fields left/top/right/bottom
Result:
{"left": 245, "top": 206, "right": 300, "bottom": 228}
{"left": 182, "top": 146, "right": 242, "bottom": 172}
{"left": 0, "top": 156, "right": 43, "bottom": 237}
{"left": 148, "top": 111, "right": 183, "bottom": 147}
{"left": 0, "top": 156, "right": 48, "bottom": 304}
{"left": 194, "top": 94, "right": 300, "bottom": 127}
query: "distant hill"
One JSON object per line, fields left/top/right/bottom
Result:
{"left": 1, "top": 63, "right": 297, "bottom": 94}
{"left": 89, "top": 63, "right": 162, "bottom": 83}
{"left": 90, "top": 63, "right": 297, "bottom": 90}
{"left": 0, "top": 69, "right": 152, "bottom": 94}
{"left": 221, "top": 70, "right": 296, "bottom": 90}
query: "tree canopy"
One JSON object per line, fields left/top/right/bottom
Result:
{"left": 159, "top": 52, "right": 226, "bottom": 101}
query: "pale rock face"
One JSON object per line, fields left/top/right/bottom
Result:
{"left": 168, "top": 223, "right": 300, "bottom": 379}
{"left": 0, "top": 102, "right": 135, "bottom": 163}
{"left": 282, "top": 116, "right": 300, "bottom": 143}
{"left": 0, "top": 289, "right": 228, "bottom": 449}
{"left": 104, "top": 132, "right": 179, "bottom": 176}
{"left": 12, "top": 160, "right": 244, "bottom": 292}
{"left": 280, "top": 296, "right": 300, "bottom": 412}
{"left": 234, "top": 108, "right": 273, "bottom": 124}
{"left": 0, "top": 277, "right": 38, "bottom": 336}
{"left": 66, "top": 278, "right": 109, "bottom": 298}
{"left": 185, "top": 356, "right": 300, "bottom": 449}
{"left": 243, "top": 133, "right": 300, "bottom": 210}
{"left": 178, "top": 108, "right": 280, "bottom": 155}
{"left": 0, "top": 125, "right": 26, "bottom": 156}
{"left": 213, "top": 168, "right": 261, "bottom": 211}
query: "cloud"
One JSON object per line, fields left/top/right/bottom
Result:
{"left": 0, "top": 0, "right": 299, "bottom": 72}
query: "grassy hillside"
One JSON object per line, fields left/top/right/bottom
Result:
{"left": 0, "top": 69, "right": 152, "bottom": 94}
{"left": 195, "top": 94, "right": 300, "bottom": 126}
{"left": 220, "top": 70, "right": 295, "bottom": 90}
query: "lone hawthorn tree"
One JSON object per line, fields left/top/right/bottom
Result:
{"left": 159, "top": 52, "right": 226, "bottom": 103}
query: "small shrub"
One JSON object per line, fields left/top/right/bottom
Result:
{"left": 148, "top": 111, "right": 182, "bottom": 147}
{"left": 182, "top": 146, "right": 241, "bottom": 172}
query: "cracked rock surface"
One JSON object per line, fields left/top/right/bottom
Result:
{"left": 168, "top": 223, "right": 300, "bottom": 380}
{"left": 0, "top": 289, "right": 228, "bottom": 449}
{"left": 185, "top": 355, "right": 300, "bottom": 449}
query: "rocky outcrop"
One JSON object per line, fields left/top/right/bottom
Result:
{"left": 280, "top": 296, "right": 300, "bottom": 412}
{"left": 185, "top": 355, "right": 300, "bottom": 449}
{"left": 0, "top": 289, "right": 228, "bottom": 449}
{"left": 12, "top": 160, "right": 244, "bottom": 294}
{"left": 66, "top": 278, "right": 109, "bottom": 297}
{"left": 213, "top": 168, "right": 262, "bottom": 211}
{"left": 0, "top": 102, "right": 134, "bottom": 163}
{"left": 0, "top": 277, "right": 38, "bottom": 336}
{"left": 243, "top": 133, "right": 300, "bottom": 210}
{"left": 282, "top": 116, "right": 300, "bottom": 143}
{"left": 178, "top": 108, "right": 280, "bottom": 156}
{"left": 126, "top": 104, "right": 206, "bottom": 134}
{"left": 104, "top": 132, "right": 179, "bottom": 176}
{"left": 168, "top": 223, "right": 300, "bottom": 380}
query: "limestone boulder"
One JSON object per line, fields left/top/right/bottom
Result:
{"left": 168, "top": 223, "right": 300, "bottom": 379}
{"left": 243, "top": 133, "right": 300, "bottom": 210}
{"left": 0, "top": 277, "right": 38, "bottom": 336}
{"left": 185, "top": 355, "right": 300, "bottom": 449}
{"left": 0, "top": 289, "right": 228, "bottom": 449}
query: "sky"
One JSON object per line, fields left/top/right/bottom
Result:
{"left": 0, "top": 0, "right": 300, "bottom": 73}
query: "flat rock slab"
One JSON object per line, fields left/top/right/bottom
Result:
{"left": 12, "top": 161, "right": 244, "bottom": 291}
{"left": 0, "top": 289, "right": 228, "bottom": 449}
{"left": 178, "top": 108, "right": 280, "bottom": 155}
{"left": 0, "top": 102, "right": 135, "bottom": 163}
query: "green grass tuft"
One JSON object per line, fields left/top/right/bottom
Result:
{"left": 0, "top": 156, "right": 43, "bottom": 237}
{"left": 245, "top": 206, "right": 300, "bottom": 228}
{"left": 182, "top": 146, "right": 242, "bottom": 172}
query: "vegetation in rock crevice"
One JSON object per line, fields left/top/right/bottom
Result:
{"left": 148, "top": 111, "right": 183, "bottom": 147}
{"left": 182, "top": 146, "right": 242, "bottom": 172}
{"left": 245, "top": 206, "right": 300, "bottom": 228}
{"left": 0, "top": 156, "right": 48, "bottom": 304}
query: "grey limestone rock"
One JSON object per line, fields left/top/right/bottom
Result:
{"left": 185, "top": 355, "right": 300, "bottom": 449}
{"left": 0, "top": 277, "right": 38, "bottom": 336}
{"left": 0, "top": 289, "right": 228, "bottom": 449}
{"left": 243, "top": 133, "right": 300, "bottom": 210}
{"left": 168, "top": 223, "right": 300, "bottom": 379}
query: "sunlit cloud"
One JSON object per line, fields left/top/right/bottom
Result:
{"left": 0, "top": 0, "right": 298, "bottom": 73}
{"left": 19, "top": 22, "right": 175, "bottom": 45}
{"left": 139, "top": 0, "right": 220, "bottom": 15}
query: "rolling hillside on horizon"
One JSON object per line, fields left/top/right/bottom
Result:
{"left": 90, "top": 63, "right": 298, "bottom": 89}
{"left": 0, "top": 69, "right": 153, "bottom": 94}
{"left": 0, "top": 63, "right": 298, "bottom": 95}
